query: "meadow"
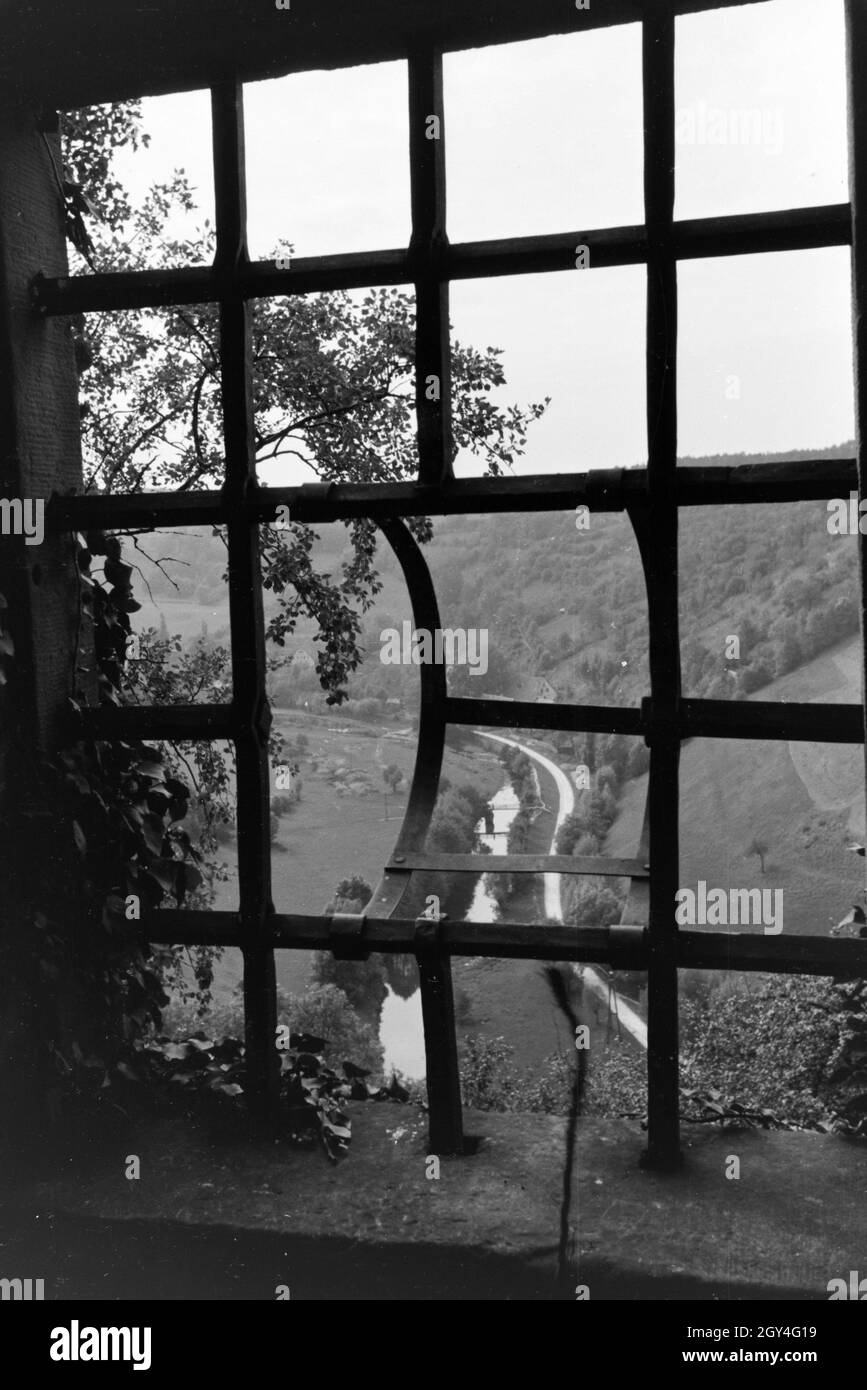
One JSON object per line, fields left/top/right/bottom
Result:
{"left": 606, "top": 635, "right": 865, "bottom": 936}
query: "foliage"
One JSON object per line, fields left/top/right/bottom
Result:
{"left": 61, "top": 104, "right": 548, "bottom": 707}
{"left": 310, "top": 955, "right": 389, "bottom": 1023}
{"left": 459, "top": 1035, "right": 523, "bottom": 1112}
{"left": 457, "top": 968, "right": 867, "bottom": 1138}
{"left": 288, "top": 984, "right": 385, "bottom": 1077}
{"left": 165, "top": 981, "right": 385, "bottom": 1077}
{"left": 458, "top": 1032, "right": 644, "bottom": 1118}
{"left": 566, "top": 880, "right": 624, "bottom": 928}
{"left": 408, "top": 781, "right": 491, "bottom": 920}
{"left": 127, "top": 1020, "right": 403, "bottom": 1162}
{"left": 485, "top": 747, "right": 542, "bottom": 907}
{"left": 329, "top": 875, "right": 374, "bottom": 909}
{"left": 382, "top": 762, "right": 402, "bottom": 792}
{"left": 4, "top": 527, "right": 219, "bottom": 1121}
{"left": 122, "top": 628, "right": 243, "bottom": 872}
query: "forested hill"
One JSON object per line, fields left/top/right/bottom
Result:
{"left": 407, "top": 443, "right": 859, "bottom": 707}
{"left": 140, "top": 443, "right": 859, "bottom": 708}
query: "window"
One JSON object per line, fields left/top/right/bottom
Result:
{"left": 30, "top": 0, "right": 867, "bottom": 1173}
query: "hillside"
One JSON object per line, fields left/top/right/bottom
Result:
{"left": 133, "top": 442, "right": 860, "bottom": 719}
{"left": 139, "top": 443, "right": 865, "bottom": 1067}
{"left": 606, "top": 634, "right": 865, "bottom": 938}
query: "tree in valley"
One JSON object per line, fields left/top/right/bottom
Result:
{"left": 382, "top": 763, "right": 403, "bottom": 794}
{"left": 62, "top": 103, "right": 548, "bottom": 708}
{"left": 746, "top": 836, "right": 769, "bottom": 875}
{"left": 59, "top": 103, "right": 547, "bottom": 1017}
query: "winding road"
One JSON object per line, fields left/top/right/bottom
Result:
{"left": 474, "top": 730, "right": 647, "bottom": 1050}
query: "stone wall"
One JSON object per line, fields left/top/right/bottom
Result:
{"left": 0, "top": 97, "right": 83, "bottom": 1132}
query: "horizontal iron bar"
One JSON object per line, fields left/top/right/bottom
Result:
{"left": 48, "top": 456, "right": 857, "bottom": 533}
{"left": 681, "top": 698, "right": 863, "bottom": 744}
{"left": 450, "top": 696, "right": 646, "bottom": 736}
{"left": 31, "top": 205, "right": 850, "bottom": 317}
{"left": 51, "top": 489, "right": 224, "bottom": 531}
{"left": 386, "top": 852, "right": 649, "bottom": 877}
{"left": 671, "top": 203, "right": 851, "bottom": 260}
{"left": 677, "top": 931, "right": 867, "bottom": 978}
{"left": 456, "top": 695, "right": 862, "bottom": 744}
{"left": 145, "top": 910, "right": 867, "bottom": 977}
{"left": 5, "top": 0, "right": 774, "bottom": 113}
{"left": 73, "top": 694, "right": 862, "bottom": 748}
{"left": 450, "top": 206, "right": 852, "bottom": 281}
{"left": 76, "top": 703, "right": 235, "bottom": 740}
{"left": 676, "top": 455, "right": 856, "bottom": 504}
{"left": 146, "top": 910, "right": 625, "bottom": 962}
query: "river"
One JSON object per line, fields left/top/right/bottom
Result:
{"left": 378, "top": 730, "right": 647, "bottom": 1077}
{"left": 378, "top": 776, "right": 522, "bottom": 1078}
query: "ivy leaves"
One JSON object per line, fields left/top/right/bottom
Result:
{"left": 62, "top": 178, "right": 97, "bottom": 271}
{"left": 125, "top": 1031, "right": 410, "bottom": 1162}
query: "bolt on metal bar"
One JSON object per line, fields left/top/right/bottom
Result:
{"left": 639, "top": 0, "right": 682, "bottom": 1172}
{"left": 71, "top": 691, "right": 864, "bottom": 752}
{"left": 144, "top": 909, "right": 867, "bottom": 980}
{"left": 72, "top": 688, "right": 866, "bottom": 759}
{"left": 211, "top": 80, "right": 278, "bottom": 1113}
{"left": 408, "top": 48, "right": 453, "bottom": 486}
{"left": 45, "top": 452, "right": 858, "bottom": 536}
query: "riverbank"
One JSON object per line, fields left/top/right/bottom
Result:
{"left": 451, "top": 733, "right": 639, "bottom": 1072}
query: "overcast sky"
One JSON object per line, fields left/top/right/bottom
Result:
{"left": 115, "top": 0, "right": 852, "bottom": 484}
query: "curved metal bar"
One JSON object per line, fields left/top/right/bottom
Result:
{"left": 367, "top": 516, "right": 448, "bottom": 922}
{"left": 372, "top": 505, "right": 657, "bottom": 929}
{"left": 621, "top": 497, "right": 656, "bottom": 932}
{"left": 366, "top": 516, "right": 463, "bottom": 1152}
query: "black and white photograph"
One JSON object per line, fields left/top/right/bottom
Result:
{"left": 0, "top": 0, "right": 866, "bottom": 1350}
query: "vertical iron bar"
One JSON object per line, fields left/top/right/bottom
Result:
{"left": 211, "top": 81, "right": 279, "bottom": 1113}
{"left": 408, "top": 49, "right": 453, "bottom": 485}
{"left": 415, "top": 921, "right": 464, "bottom": 1154}
{"left": 846, "top": 2, "right": 867, "bottom": 914}
{"left": 641, "top": 1, "right": 682, "bottom": 1170}
{"left": 405, "top": 55, "right": 461, "bottom": 1150}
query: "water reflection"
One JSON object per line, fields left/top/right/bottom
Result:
{"left": 379, "top": 776, "right": 517, "bottom": 1071}
{"left": 379, "top": 984, "right": 426, "bottom": 1080}
{"left": 384, "top": 952, "right": 418, "bottom": 999}
{"left": 465, "top": 781, "right": 521, "bottom": 923}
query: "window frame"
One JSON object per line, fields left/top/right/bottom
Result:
{"left": 22, "top": 0, "right": 867, "bottom": 1170}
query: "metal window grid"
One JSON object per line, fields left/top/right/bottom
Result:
{"left": 27, "top": 0, "right": 867, "bottom": 1169}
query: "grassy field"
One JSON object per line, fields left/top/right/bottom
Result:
{"left": 606, "top": 636, "right": 865, "bottom": 936}
{"left": 200, "top": 716, "right": 629, "bottom": 1083}
{"left": 208, "top": 715, "right": 507, "bottom": 1008}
